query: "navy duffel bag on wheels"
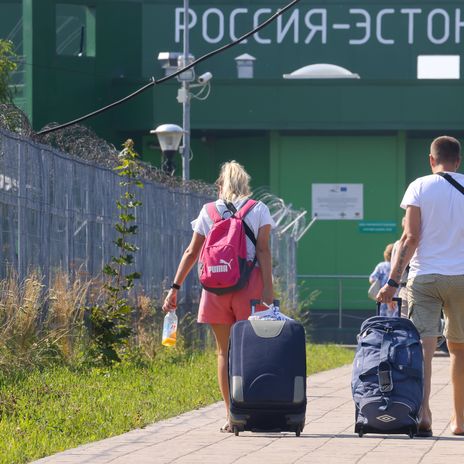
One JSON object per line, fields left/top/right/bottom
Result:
{"left": 351, "top": 298, "right": 424, "bottom": 438}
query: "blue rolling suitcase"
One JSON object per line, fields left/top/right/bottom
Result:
{"left": 228, "top": 301, "right": 307, "bottom": 436}
{"left": 352, "top": 298, "right": 424, "bottom": 438}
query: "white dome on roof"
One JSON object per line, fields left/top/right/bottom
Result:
{"left": 283, "top": 63, "right": 360, "bottom": 79}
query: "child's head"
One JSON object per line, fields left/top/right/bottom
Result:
{"left": 384, "top": 243, "right": 394, "bottom": 262}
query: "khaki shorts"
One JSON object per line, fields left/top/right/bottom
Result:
{"left": 398, "top": 286, "right": 409, "bottom": 317}
{"left": 407, "top": 274, "right": 464, "bottom": 343}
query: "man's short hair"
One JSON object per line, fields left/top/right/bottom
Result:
{"left": 431, "top": 136, "right": 461, "bottom": 164}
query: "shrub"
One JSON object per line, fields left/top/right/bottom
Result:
{"left": 86, "top": 140, "right": 143, "bottom": 366}
{"left": 0, "top": 39, "right": 17, "bottom": 103}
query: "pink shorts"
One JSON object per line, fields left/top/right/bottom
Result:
{"left": 197, "top": 267, "right": 264, "bottom": 324}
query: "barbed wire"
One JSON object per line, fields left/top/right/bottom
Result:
{"left": 0, "top": 103, "right": 216, "bottom": 195}
{"left": 0, "top": 103, "right": 35, "bottom": 138}
{"left": 254, "top": 187, "right": 316, "bottom": 242}
{"left": 38, "top": 122, "right": 119, "bottom": 169}
{"left": 254, "top": 187, "right": 311, "bottom": 241}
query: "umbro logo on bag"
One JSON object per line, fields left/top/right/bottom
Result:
{"left": 208, "top": 259, "right": 233, "bottom": 274}
{"left": 376, "top": 414, "right": 397, "bottom": 423}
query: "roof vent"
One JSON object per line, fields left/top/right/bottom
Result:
{"left": 283, "top": 63, "right": 360, "bottom": 79}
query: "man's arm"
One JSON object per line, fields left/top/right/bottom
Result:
{"left": 377, "top": 205, "right": 421, "bottom": 303}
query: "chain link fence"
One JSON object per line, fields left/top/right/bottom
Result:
{"left": 0, "top": 104, "right": 309, "bottom": 318}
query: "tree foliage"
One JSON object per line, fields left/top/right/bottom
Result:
{"left": 0, "top": 39, "right": 17, "bottom": 103}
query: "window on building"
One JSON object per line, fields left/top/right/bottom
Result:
{"left": 56, "top": 4, "right": 95, "bottom": 57}
{"left": 417, "top": 55, "right": 460, "bottom": 79}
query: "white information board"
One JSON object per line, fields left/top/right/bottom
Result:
{"left": 312, "top": 184, "right": 363, "bottom": 220}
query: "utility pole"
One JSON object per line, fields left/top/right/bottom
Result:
{"left": 181, "top": 0, "right": 190, "bottom": 181}
{"left": 156, "top": 1, "right": 211, "bottom": 181}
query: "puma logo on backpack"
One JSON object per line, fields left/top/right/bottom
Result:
{"left": 207, "top": 259, "right": 233, "bottom": 274}
{"left": 198, "top": 199, "right": 257, "bottom": 295}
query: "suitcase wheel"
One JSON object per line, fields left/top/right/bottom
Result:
{"left": 358, "top": 426, "right": 364, "bottom": 438}
{"left": 295, "top": 425, "right": 301, "bottom": 437}
{"left": 409, "top": 428, "right": 414, "bottom": 439}
{"left": 233, "top": 425, "right": 239, "bottom": 436}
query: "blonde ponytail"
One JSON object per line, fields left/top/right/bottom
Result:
{"left": 216, "top": 160, "right": 252, "bottom": 202}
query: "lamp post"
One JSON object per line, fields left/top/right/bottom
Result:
{"left": 157, "top": 1, "right": 193, "bottom": 181}
{"left": 155, "top": 1, "right": 212, "bottom": 181}
{"left": 151, "top": 124, "right": 184, "bottom": 175}
{"left": 181, "top": 0, "right": 191, "bottom": 181}
{"left": 169, "top": 0, "right": 194, "bottom": 181}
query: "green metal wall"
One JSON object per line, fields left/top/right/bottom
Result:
{"left": 142, "top": 0, "right": 464, "bottom": 80}
{"left": 0, "top": 2, "right": 21, "bottom": 51}
{"left": 142, "top": 131, "right": 270, "bottom": 190}
{"left": 20, "top": 0, "right": 144, "bottom": 139}
{"left": 4, "top": 1, "right": 464, "bottom": 138}
{"left": 190, "top": 133, "right": 270, "bottom": 188}
{"left": 270, "top": 132, "right": 404, "bottom": 309}
{"left": 405, "top": 137, "right": 464, "bottom": 184}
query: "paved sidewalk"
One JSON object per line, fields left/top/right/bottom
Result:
{"left": 34, "top": 354, "right": 462, "bottom": 464}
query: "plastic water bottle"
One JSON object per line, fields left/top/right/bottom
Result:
{"left": 161, "top": 310, "right": 178, "bottom": 347}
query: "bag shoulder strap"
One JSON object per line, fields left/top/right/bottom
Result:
{"left": 234, "top": 199, "right": 258, "bottom": 219}
{"left": 225, "top": 199, "right": 257, "bottom": 246}
{"left": 205, "top": 202, "right": 222, "bottom": 223}
{"left": 436, "top": 172, "right": 464, "bottom": 195}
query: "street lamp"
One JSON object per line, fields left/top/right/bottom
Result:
{"left": 155, "top": 1, "right": 212, "bottom": 181}
{"left": 151, "top": 124, "right": 184, "bottom": 175}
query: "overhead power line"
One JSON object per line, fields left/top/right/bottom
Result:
{"left": 37, "top": 0, "right": 302, "bottom": 136}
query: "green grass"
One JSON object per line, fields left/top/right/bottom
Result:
{"left": 0, "top": 344, "right": 354, "bottom": 464}
{"left": 307, "top": 344, "right": 355, "bottom": 375}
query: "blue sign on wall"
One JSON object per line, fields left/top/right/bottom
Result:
{"left": 359, "top": 221, "right": 397, "bottom": 233}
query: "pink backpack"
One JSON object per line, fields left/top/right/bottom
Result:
{"left": 198, "top": 199, "right": 258, "bottom": 295}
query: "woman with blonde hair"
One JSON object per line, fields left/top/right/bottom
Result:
{"left": 162, "top": 160, "right": 276, "bottom": 432}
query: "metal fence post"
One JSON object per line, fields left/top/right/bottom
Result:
{"left": 17, "top": 141, "right": 25, "bottom": 281}
{"left": 338, "top": 277, "right": 343, "bottom": 329}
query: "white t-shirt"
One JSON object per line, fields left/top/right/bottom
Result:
{"left": 191, "top": 198, "right": 275, "bottom": 261}
{"left": 400, "top": 172, "right": 464, "bottom": 278}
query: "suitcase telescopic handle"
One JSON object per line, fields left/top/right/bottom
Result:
{"left": 250, "top": 299, "right": 280, "bottom": 315}
{"left": 377, "top": 297, "right": 402, "bottom": 317}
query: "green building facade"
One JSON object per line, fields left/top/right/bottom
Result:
{"left": 2, "top": 0, "right": 464, "bottom": 318}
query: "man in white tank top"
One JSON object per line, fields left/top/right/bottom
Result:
{"left": 377, "top": 135, "right": 464, "bottom": 437}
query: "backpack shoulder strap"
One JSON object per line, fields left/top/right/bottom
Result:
{"left": 437, "top": 172, "right": 464, "bottom": 195}
{"left": 205, "top": 202, "right": 222, "bottom": 223}
{"left": 228, "top": 199, "right": 258, "bottom": 247}
{"left": 234, "top": 199, "right": 258, "bottom": 219}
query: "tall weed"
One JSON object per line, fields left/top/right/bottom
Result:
{"left": 0, "top": 270, "right": 47, "bottom": 371}
{"left": 0, "top": 269, "right": 208, "bottom": 372}
{"left": 45, "top": 271, "right": 95, "bottom": 364}
{"left": 132, "top": 293, "right": 163, "bottom": 360}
